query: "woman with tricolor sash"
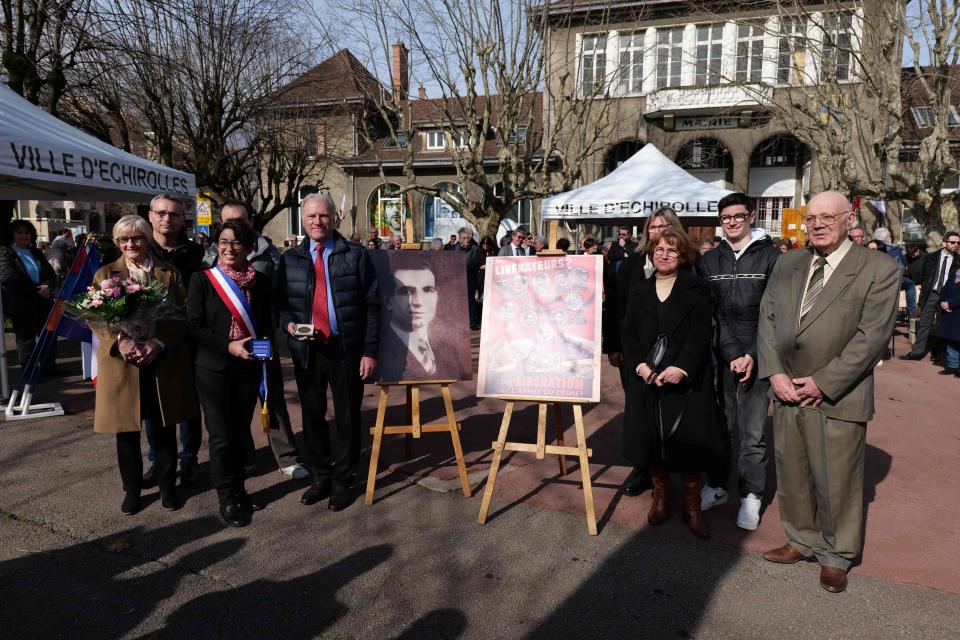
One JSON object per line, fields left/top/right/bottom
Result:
{"left": 186, "top": 220, "right": 274, "bottom": 527}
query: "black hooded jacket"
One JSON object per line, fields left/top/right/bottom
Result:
{"left": 696, "top": 231, "right": 781, "bottom": 364}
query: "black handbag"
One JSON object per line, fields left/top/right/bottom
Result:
{"left": 642, "top": 332, "right": 693, "bottom": 459}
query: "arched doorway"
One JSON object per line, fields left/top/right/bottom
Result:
{"left": 675, "top": 138, "right": 733, "bottom": 187}
{"left": 604, "top": 139, "right": 646, "bottom": 175}
{"left": 748, "top": 135, "right": 808, "bottom": 237}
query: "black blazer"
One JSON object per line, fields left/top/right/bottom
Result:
{"left": 0, "top": 245, "right": 58, "bottom": 314}
{"left": 918, "top": 250, "right": 958, "bottom": 307}
{"left": 186, "top": 270, "right": 274, "bottom": 372}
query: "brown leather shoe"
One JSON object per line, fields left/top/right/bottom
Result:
{"left": 762, "top": 543, "right": 808, "bottom": 564}
{"left": 819, "top": 566, "right": 848, "bottom": 593}
{"left": 647, "top": 468, "right": 669, "bottom": 526}
{"left": 680, "top": 473, "right": 710, "bottom": 539}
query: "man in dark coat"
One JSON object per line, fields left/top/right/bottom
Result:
{"left": 147, "top": 193, "right": 205, "bottom": 487}
{"left": 275, "top": 193, "right": 379, "bottom": 511}
{"left": 696, "top": 192, "right": 781, "bottom": 531}
{"left": 455, "top": 227, "right": 484, "bottom": 330}
{"left": 900, "top": 231, "right": 959, "bottom": 360}
{"left": 202, "top": 200, "right": 308, "bottom": 481}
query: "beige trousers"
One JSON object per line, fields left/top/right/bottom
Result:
{"left": 773, "top": 404, "right": 866, "bottom": 570}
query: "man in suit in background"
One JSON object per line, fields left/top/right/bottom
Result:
{"left": 498, "top": 228, "right": 535, "bottom": 256}
{"left": 900, "top": 230, "right": 959, "bottom": 360}
{"left": 378, "top": 263, "right": 463, "bottom": 382}
{"left": 758, "top": 190, "right": 900, "bottom": 593}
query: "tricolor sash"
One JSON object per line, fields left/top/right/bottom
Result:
{"left": 204, "top": 266, "right": 271, "bottom": 432}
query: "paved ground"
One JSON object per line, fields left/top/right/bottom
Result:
{"left": 1, "top": 328, "right": 958, "bottom": 639}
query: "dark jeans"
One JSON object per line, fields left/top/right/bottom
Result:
{"left": 117, "top": 426, "right": 176, "bottom": 495}
{"left": 146, "top": 418, "right": 202, "bottom": 464}
{"left": 902, "top": 277, "right": 917, "bottom": 316}
{"left": 195, "top": 364, "right": 259, "bottom": 504}
{"left": 908, "top": 291, "right": 941, "bottom": 357}
{"left": 707, "top": 366, "right": 771, "bottom": 498}
{"left": 243, "top": 355, "right": 303, "bottom": 470}
{"left": 293, "top": 341, "right": 363, "bottom": 487}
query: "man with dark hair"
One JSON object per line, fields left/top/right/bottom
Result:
{"left": 697, "top": 191, "right": 781, "bottom": 531}
{"left": 443, "top": 234, "right": 458, "bottom": 251}
{"left": 202, "top": 199, "right": 309, "bottom": 481}
{"left": 900, "top": 230, "right": 960, "bottom": 360}
{"left": 276, "top": 193, "right": 379, "bottom": 511}
{"left": 497, "top": 228, "right": 535, "bottom": 256}
{"left": 582, "top": 236, "right": 598, "bottom": 254}
{"left": 607, "top": 226, "right": 636, "bottom": 271}
{"left": 146, "top": 193, "right": 205, "bottom": 488}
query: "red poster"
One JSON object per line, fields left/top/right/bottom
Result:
{"left": 477, "top": 255, "right": 602, "bottom": 402}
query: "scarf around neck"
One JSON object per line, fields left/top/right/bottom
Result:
{"left": 219, "top": 263, "right": 257, "bottom": 340}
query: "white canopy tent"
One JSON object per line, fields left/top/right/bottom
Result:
{"left": 540, "top": 144, "right": 732, "bottom": 222}
{"left": 0, "top": 84, "right": 195, "bottom": 201}
{"left": 0, "top": 84, "right": 196, "bottom": 418}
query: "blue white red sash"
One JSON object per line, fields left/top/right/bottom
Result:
{"left": 205, "top": 266, "right": 258, "bottom": 339}
{"left": 204, "top": 266, "right": 271, "bottom": 431}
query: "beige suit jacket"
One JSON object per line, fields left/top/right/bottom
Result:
{"left": 758, "top": 244, "right": 900, "bottom": 422}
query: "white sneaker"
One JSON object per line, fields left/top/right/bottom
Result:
{"left": 281, "top": 465, "right": 310, "bottom": 480}
{"left": 737, "top": 493, "right": 762, "bottom": 531}
{"left": 700, "top": 485, "right": 728, "bottom": 511}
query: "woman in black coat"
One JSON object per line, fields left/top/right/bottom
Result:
{"left": 0, "top": 220, "right": 60, "bottom": 374}
{"left": 186, "top": 220, "right": 274, "bottom": 528}
{"left": 621, "top": 228, "right": 723, "bottom": 538}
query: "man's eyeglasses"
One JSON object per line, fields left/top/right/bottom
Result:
{"left": 117, "top": 236, "right": 146, "bottom": 245}
{"left": 945, "top": 240, "right": 959, "bottom": 245}
{"left": 719, "top": 213, "right": 749, "bottom": 225}
{"left": 150, "top": 210, "right": 182, "bottom": 219}
{"left": 802, "top": 212, "right": 848, "bottom": 226}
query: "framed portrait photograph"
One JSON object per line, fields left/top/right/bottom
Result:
{"left": 370, "top": 250, "right": 474, "bottom": 383}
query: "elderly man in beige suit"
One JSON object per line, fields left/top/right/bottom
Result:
{"left": 757, "top": 191, "right": 900, "bottom": 593}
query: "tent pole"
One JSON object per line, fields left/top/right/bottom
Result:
{"left": 0, "top": 292, "right": 9, "bottom": 400}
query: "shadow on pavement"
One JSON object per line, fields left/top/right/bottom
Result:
{"left": 523, "top": 529, "right": 739, "bottom": 640}
{"left": 393, "top": 607, "right": 467, "bottom": 640}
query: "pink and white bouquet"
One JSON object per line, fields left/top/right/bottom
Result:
{"left": 66, "top": 277, "right": 174, "bottom": 341}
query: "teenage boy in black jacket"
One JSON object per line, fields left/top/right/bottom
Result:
{"left": 696, "top": 192, "right": 782, "bottom": 531}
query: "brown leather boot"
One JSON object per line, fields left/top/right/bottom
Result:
{"left": 647, "top": 468, "right": 669, "bottom": 526}
{"left": 681, "top": 473, "right": 710, "bottom": 539}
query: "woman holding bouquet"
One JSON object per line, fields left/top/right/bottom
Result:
{"left": 186, "top": 220, "right": 273, "bottom": 527}
{"left": 92, "top": 214, "right": 197, "bottom": 515}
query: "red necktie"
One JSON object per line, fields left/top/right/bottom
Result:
{"left": 312, "top": 246, "right": 331, "bottom": 339}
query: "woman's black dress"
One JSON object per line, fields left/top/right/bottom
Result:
{"left": 620, "top": 269, "right": 724, "bottom": 473}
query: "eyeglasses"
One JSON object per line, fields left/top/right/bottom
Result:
{"left": 648, "top": 224, "right": 670, "bottom": 231}
{"left": 653, "top": 247, "right": 680, "bottom": 257}
{"left": 946, "top": 240, "right": 959, "bottom": 245}
{"left": 719, "top": 213, "right": 749, "bottom": 225}
{"left": 150, "top": 210, "right": 182, "bottom": 219}
{"left": 217, "top": 240, "right": 246, "bottom": 249}
{"left": 802, "top": 212, "right": 848, "bottom": 226}
{"left": 118, "top": 236, "right": 146, "bottom": 245}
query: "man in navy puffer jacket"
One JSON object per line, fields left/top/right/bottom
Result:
{"left": 275, "top": 193, "right": 379, "bottom": 511}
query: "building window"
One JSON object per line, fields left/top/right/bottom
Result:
{"left": 451, "top": 129, "right": 470, "bottom": 148}
{"left": 695, "top": 24, "right": 724, "bottom": 86}
{"left": 289, "top": 185, "right": 319, "bottom": 236}
{"left": 504, "top": 124, "right": 529, "bottom": 145}
{"left": 493, "top": 183, "right": 532, "bottom": 228}
{"left": 425, "top": 131, "right": 444, "bottom": 150}
{"left": 368, "top": 183, "right": 408, "bottom": 238}
{"left": 605, "top": 139, "right": 645, "bottom": 174}
{"left": 618, "top": 32, "right": 644, "bottom": 95}
{"left": 755, "top": 197, "right": 793, "bottom": 236}
{"left": 306, "top": 123, "right": 326, "bottom": 156}
{"left": 911, "top": 105, "right": 959, "bottom": 128}
{"left": 822, "top": 12, "right": 854, "bottom": 81}
{"left": 736, "top": 21, "right": 765, "bottom": 83}
{"left": 656, "top": 27, "right": 684, "bottom": 89}
{"left": 424, "top": 182, "right": 463, "bottom": 239}
{"left": 777, "top": 16, "right": 807, "bottom": 85}
{"left": 676, "top": 138, "right": 731, "bottom": 170}
{"left": 580, "top": 33, "right": 607, "bottom": 95}
{"left": 383, "top": 130, "right": 409, "bottom": 148}
{"left": 751, "top": 135, "right": 805, "bottom": 168}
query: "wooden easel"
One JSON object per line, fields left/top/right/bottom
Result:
{"left": 365, "top": 380, "right": 472, "bottom": 505}
{"left": 477, "top": 400, "right": 597, "bottom": 535}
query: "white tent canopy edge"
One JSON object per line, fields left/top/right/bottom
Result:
{"left": 540, "top": 144, "right": 733, "bottom": 222}
{"left": 0, "top": 84, "right": 195, "bottom": 201}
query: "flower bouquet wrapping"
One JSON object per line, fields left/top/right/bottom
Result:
{"left": 66, "top": 277, "right": 181, "bottom": 341}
